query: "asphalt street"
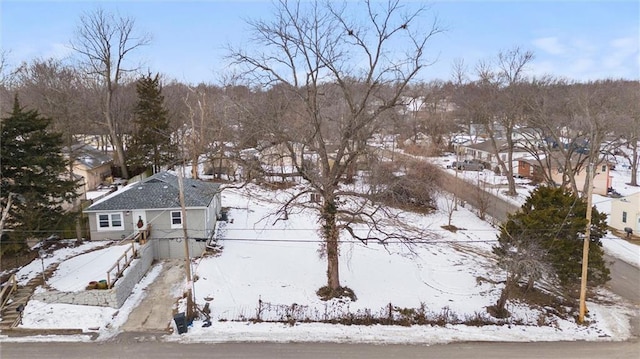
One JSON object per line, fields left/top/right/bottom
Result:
{"left": 1, "top": 340, "right": 639, "bottom": 359}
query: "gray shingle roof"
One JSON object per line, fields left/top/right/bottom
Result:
{"left": 65, "top": 143, "right": 113, "bottom": 170}
{"left": 85, "top": 171, "right": 220, "bottom": 212}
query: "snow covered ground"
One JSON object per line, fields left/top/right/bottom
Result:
{"left": 1, "top": 159, "right": 638, "bottom": 344}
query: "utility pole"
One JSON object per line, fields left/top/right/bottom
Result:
{"left": 177, "top": 165, "right": 195, "bottom": 321}
{"left": 454, "top": 145, "right": 460, "bottom": 210}
{"left": 579, "top": 162, "right": 594, "bottom": 323}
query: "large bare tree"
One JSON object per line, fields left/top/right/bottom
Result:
{"left": 13, "top": 59, "right": 89, "bottom": 140}
{"left": 609, "top": 80, "right": 640, "bottom": 186}
{"left": 71, "top": 8, "right": 150, "bottom": 179}
{"left": 521, "top": 78, "right": 624, "bottom": 195}
{"left": 229, "top": 0, "right": 442, "bottom": 298}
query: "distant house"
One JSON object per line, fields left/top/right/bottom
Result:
{"left": 516, "top": 156, "right": 613, "bottom": 195}
{"left": 84, "top": 171, "right": 222, "bottom": 259}
{"left": 240, "top": 141, "right": 316, "bottom": 182}
{"left": 258, "top": 141, "right": 307, "bottom": 173}
{"left": 455, "top": 140, "right": 528, "bottom": 170}
{"left": 65, "top": 143, "right": 113, "bottom": 193}
{"left": 610, "top": 192, "right": 640, "bottom": 234}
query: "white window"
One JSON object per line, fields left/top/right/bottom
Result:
{"left": 171, "top": 211, "right": 183, "bottom": 229}
{"left": 97, "top": 213, "right": 124, "bottom": 231}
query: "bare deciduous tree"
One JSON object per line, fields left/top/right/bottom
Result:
{"left": 608, "top": 80, "right": 640, "bottom": 186}
{"left": 523, "top": 78, "right": 622, "bottom": 196}
{"left": 229, "top": 0, "right": 442, "bottom": 298}
{"left": 71, "top": 8, "right": 151, "bottom": 179}
{"left": 13, "top": 59, "right": 88, "bottom": 139}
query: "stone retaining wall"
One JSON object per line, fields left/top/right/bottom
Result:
{"left": 33, "top": 243, "right": 154, "bottom": 308}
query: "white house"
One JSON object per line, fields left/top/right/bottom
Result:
{"left": 609, "top": 192, "right": 640, "bottom": 234}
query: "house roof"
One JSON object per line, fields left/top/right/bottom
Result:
{"left": 460, "top": 140, "right": 529, "bottom": 154}
{"left": 65, "top": 143, "right": 113, "bottom": 170}
{"left": 85, "top": 171, "right": 220, "bottom": 212}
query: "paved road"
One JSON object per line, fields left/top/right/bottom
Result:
{"left": 606, "top": 253, "right": 640, "bottom": 336}
{"left": 606, "top": 254, "right": 640, "bottom": 304}
{"left": 438, "top": 169, "right": 519, "bottom": 223}
{"left": 1, "top": 340, "right": 638, "bottom": 358}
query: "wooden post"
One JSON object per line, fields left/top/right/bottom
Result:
{"left": 177, "top": 166, "right": 194, "bottom": 321}
{"left": 579, "top": 163, "right": 594, "bottom": 323}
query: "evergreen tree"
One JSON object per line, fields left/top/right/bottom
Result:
{"left": 127, "top": 73, "right": 175, "bottom": 173}
{"left": 492, "top": 186, "right": 609, "bottom": 315}
{"left": 0, "top": 96, "right": 80, "bottom": 254}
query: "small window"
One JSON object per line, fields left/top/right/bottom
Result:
{"left": 111, "top": 214, "right": 122, "bottom": 227}
{"left": 97, "top": 213, "right": 124, "bottom": 231}
{"left": 98, "top": 214, "right": 110, "bottom": 228}
{"left": 171, "top": 211, "right": 183, "bottom": 228}
{"left": 622, "top": 211, "right": 627, "bottom": 223}
{"left": 601, "top": 165, "right": 606, "bottom": 172}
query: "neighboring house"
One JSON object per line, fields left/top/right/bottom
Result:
{"left": 516, "top": 156, "right": 613, "bottom": 195}
{"left": 65, "top": 143, "right": 113, "bottom": 193}
{"left": 402, "top": 132, "right": 431, "bottom": 147}
{"left": 84, "top": 171, "right": 222, "bottom": 259}
{"left": 455, "top": 140, "right": 528, "bottom": 171}
{"left": 467, "top": 123, "right": 505, "bottom": 140}
{"left": 258, "top": 141, "right": 307, "bottom": 173}
{"left": 239, "top": 141, "right": 317, "bottom": 182}
{"left": 516, "top": 157, "right": 543, "bottom": 181}
{"left": 204, "top": 156, "right": 238, "bottom": 180}
{"left": 609, "top": 192, "right": 640, "bottom": 234}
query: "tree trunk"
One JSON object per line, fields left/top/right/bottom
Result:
{"left": 75, "top": 213, "right": 83, "bottom": 243}
{"left": 322, "top": 198, "right": 340, "bottom": 290}
{"left": 191, "top": 151, "right": 199, "bottom": 179}
{"left": 631, "top": 140, "right": 638, "bottom": 186}
{"left": 504, "top": 134, "right": 517, "bottom": 196}
{"left": 495, "top": 287, "right": 509, "bottom": 314}
{"left": 108, "top": 128, "right": 128, "bottom": 179}
{"left": 494, "top": 276, "right": 516, "bottom": 317}
{"left": 105, "top": 90, "right": 129, "bottom": 179}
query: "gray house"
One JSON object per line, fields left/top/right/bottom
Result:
{"left": 84, "top": 171, "right": 222, "bottom": 259}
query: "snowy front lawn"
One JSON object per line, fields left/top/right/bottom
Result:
{"left": 2, "top": 184, "right": 636, "bottom": 344}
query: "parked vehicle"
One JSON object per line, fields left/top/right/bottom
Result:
{"left": 451, "top": 160, "right": 485, "bottom": 171}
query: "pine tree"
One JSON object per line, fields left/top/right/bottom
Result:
{"left": 497, "top": 186, "right": 609, "bottom": 285}
{"left": 127, "top": 73, "right": 175, "bottom": 173}
{"left": 1, "top": 96, "right": 80, "bottom": 254}
{"left": 491, "top": 186, "right": 610, "bottom": 316}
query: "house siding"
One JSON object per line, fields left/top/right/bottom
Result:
{"left": 84, "top": 171, "right": 221, "bottom": 257}
{"left": 146, "top": 207, "right": 211, "bottom": 240}
{"left": 75, "top": 162, "right": 112, "bottom": 191}
{"left": 87, "top": 210, "right": 134, "bottom": 241}
{"left": 87, "top": 205, "right": 216, "bottom": 241}
{"left": 549, "top": 165, "right": 611, "bottom": 196}
{"left": 610, "top": 193, "right": 640, "bottom": 233}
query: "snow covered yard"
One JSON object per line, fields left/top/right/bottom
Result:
{"left": 173, "top": 186, "right": 635, "bottom": 343}
{"left": 1, "top": 169, "right": 638, "bottom": 343}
